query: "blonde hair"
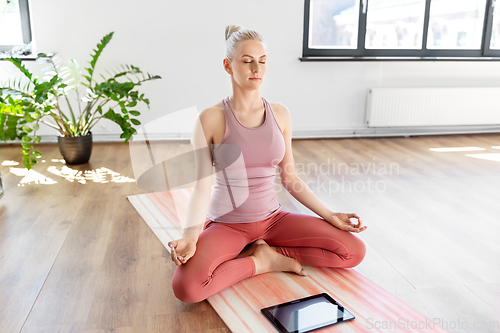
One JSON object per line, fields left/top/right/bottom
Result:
{"left": 224, "top": 24, "right": 266, "bottom": 62}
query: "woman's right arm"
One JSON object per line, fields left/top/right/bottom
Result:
{"left": 168, "top": 109, "right": 215, "bottom": 265}
{"left": 182, "top": 185, "right": 211, "bottom": 241}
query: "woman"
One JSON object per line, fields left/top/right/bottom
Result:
{"left": 168, "top": 25, "right": 367, "bottom": 303}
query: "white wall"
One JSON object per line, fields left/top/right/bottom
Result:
{"left": 2, "top": 0, "right": 500, "bottom": 143}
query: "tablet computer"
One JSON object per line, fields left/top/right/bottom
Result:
{"left": 261, "top": 293, "right": 355, "bottom": 333}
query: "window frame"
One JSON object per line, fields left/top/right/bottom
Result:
{"left": 300, "top": 0, "right": 500, "bottom": 61}
{"left": 0, "top": 0, "right": 33, "bottom": 54}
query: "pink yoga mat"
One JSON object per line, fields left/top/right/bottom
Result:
{"left": 127, "top": 189, "right": 449, "bottom": 333}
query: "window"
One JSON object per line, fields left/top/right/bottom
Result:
{"left": 301, "top": 0, "right": 500, "bottom": 60}
{"left": 0, "top": 0, "right": 33, "bottom": 57}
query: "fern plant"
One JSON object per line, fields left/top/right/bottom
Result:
{"left": 0, "top": 31, "right": 161, "bottom": 170}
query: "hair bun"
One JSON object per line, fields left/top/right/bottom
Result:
{"left": 225, "top": 25, "right": 242, "bottom": 41}
{"left": 224, "top": 25, "right": 264, "bottom": 62}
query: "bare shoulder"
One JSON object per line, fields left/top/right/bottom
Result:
{"left": 271, "top": 102, "right": 291, "bottom": 116}
{"left": 198, "top": 101, "right": 224, "bottom": 125}
{"left": 198, "top": 101, "right": 225, "bottom": 144}
{"left": 269, "top": 102, "right": 292, "bottom": 135}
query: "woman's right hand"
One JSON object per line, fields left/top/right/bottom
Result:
{"left": 168, "top": 238, "right": 197, "bottom": 266}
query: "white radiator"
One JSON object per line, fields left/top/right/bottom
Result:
{"left": 365, "top": 87, "right": 500, "bottom": 127}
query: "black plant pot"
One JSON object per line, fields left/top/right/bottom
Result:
{"left": 57, "top": 132, "right": 93, "bottom": 165}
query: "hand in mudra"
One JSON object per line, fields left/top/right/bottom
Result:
{"left": 168, "top": 238, "right": 197, "bottom": 266}
{"left": 327, "top": 212, "right": 367, "bottom": 233}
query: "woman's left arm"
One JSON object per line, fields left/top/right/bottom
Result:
{"left": 275, "top": 104, "right": 367, "bottom": 233}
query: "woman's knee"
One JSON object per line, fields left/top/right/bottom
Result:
{"left": 171, "top": 267, "right": 207, "bottom": 303}
{"left": 347, "top": 235, "right": 367, "bottom": 267}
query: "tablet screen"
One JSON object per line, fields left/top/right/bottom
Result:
{"left": 261, "top": 293, "right": 355, "bottom": 333}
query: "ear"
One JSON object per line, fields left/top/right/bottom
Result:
{"left": 223, "top": 58, "right": 232, "bottom": 74}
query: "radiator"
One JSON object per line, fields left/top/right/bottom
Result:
{"left": 365, "top": 87, "right": 500, "bottom": 127}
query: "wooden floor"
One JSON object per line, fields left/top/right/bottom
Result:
{"left": 0, "top": 133, "right": 499, "bottom": 333}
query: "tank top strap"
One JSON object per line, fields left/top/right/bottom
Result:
{"left": 212, "top": 98, "right": 231, "bottom": 155}
{"left": 262, "top": 97, "right": 271, "bottom": 121}
{"left": 261, "top": 97, "right": 283, "bottom": 137}
{"left": 221, "top": 97, "right": 237, "bottom": 129}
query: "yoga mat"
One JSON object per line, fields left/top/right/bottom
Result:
{"left": 127, "top": 189, "right": 449, "bottom": 333}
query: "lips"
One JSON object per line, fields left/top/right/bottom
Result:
{"left": 250, "top": 77, "right": 261, "bottom": 80}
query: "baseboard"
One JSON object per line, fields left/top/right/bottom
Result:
{"left": 1, "top": 125, "right": 499, "bottom": 146}
{"left": 292, "top": 124, "right": 500, "bottom": 139}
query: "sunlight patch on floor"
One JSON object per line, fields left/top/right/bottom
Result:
{"left": 1, "top": 160, "right": 20, "bottom": 166}
{"left": 2, "top": 159, "right": 136, "bottom": 185}
{"left": 9, "top": 168, "right": 58, "bottom": 186}
{"left": 429, "top": 147, "right": 485, "bottom": 152}
{"left": 46, "top": 166, "right": 136, "bottom": 184}
{"left": 464, "top": 153, "right": 500, "bottom": 162}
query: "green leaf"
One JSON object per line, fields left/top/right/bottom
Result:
{"left": 130, "top": 119, "right": 141, "bottom": 125}
{"left": 6, "top": 57, "right": 33, "bottom": 81}
{"left": 33, "top": 135, "right": 41, "bottom": 143}
{"left": 0, "top": 114, "right": 6, "bottom": 141}
{"left": 33, "top": 150, "right": 42, "bottom": 156}
{"left": 32, "top": 76, "right": 63, "bottom": 104}
{"left": 103, "top": 108, "right": 117, "bottom": 121}
{"left": 21, "top": 142, "right": 31, "bottom": 149}
{"left": 4, "top": 114, "right": 21, "bottom": 140}
{"left": 23, "top": 160, "right": 33, "bottom": 170}
{"left": 129, "top": 110, "right": 140, "bottom": 116}
{"left": 84, "top": 32, "right": 114, "bottom": 86}
{"left": 29, "top": 111, "right": 39, "bottom": 120}
{"left": 22, "top": 135, "right": 32, "bottom": 142}
{"left": 32, "top": 123, "right": 39, "bottom": 130}
{"left": 21, "top": 125, "right": 33, "bottom": 133}
{"left": 122, "top": 81, "right": 134, "bottom": 92}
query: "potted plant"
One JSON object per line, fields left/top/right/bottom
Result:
{"left": 0, "top": 31, "right": 161, "bottom": 169}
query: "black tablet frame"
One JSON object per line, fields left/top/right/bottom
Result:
{"left": 260, "top": 293, "right": 355, "bottom": 333}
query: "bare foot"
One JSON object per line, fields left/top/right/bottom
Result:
{"left": 251, "top": 243, "right": 308, "bottom": 276}
{"left": 236, "top": 239, "right": 269, "bottom": 259}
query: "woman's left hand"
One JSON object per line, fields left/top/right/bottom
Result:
{"left": 326, "top": 212, "right": 367, "bottom": 233}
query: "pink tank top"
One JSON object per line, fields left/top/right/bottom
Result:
{"left": 206, "top": 96, "right": 286, "bottom": 223}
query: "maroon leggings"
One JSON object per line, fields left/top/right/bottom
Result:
{"left": 171, "top": 210, "right": 366, "bottom": 303}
